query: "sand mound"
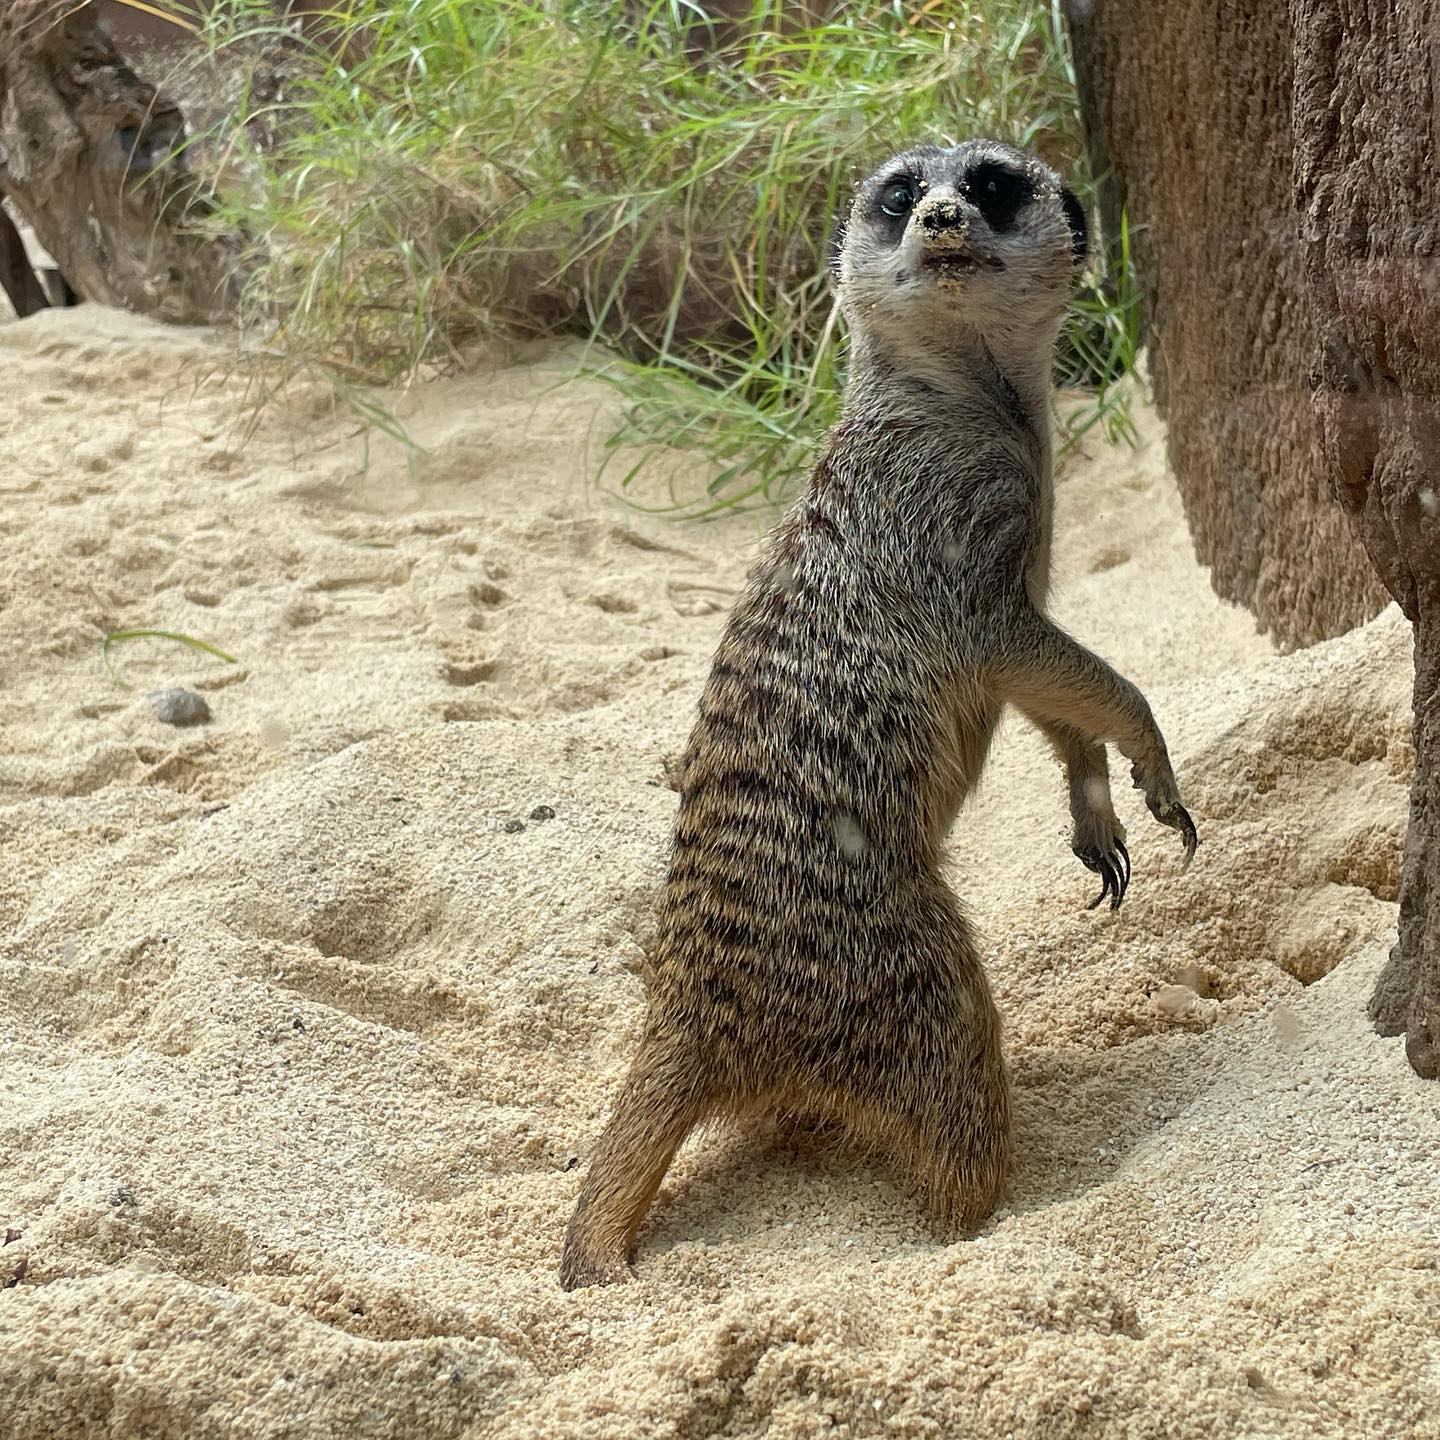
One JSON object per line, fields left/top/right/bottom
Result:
{"left": 1, "top": 307, "right": 1435, "bottom": 1439}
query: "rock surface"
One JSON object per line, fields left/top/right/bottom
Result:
{"left": 149, "top": 688, "right": 212, "bottom": 728}
{"left": 1067, "top": 0, "right": 1438, "bottom": 1076}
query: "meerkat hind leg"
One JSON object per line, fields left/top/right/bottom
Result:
{"left": 910, "top": 1113, "right": 1010, "bottom": 1235}
{"left": 829, "top": 929, "right": 1011, "bottom": 1238}
{"left": 906, "top": 1034, "right": 1011, "bottom": 1235}
{"left": 559, "top": 1039, "right": 709, "bottom": 1291}
{"left": 845, "top": 1065, "right": 1011, "bottom": 1237}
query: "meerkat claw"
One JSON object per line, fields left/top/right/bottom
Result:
{"left": 1092, "top": 872, "right": 1116, "bottom": 911}
{"left": 1083, "top": 868, "right": 1107, "bottom": 910}
{"left": 1145, "top": 798, "right": 1199, "bottom": 868}
{"left": 1076, "top": 846, "right": 1125, "bottom": 911}
{"left": 1173, "top": 806, "right": 1198, "bottom": 867}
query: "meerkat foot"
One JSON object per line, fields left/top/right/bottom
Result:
{"left": 928, "top": 1173, "right": 1007, "bottom": 1237}
{"left": 558, "top": 1241, "right": 632, "bottom": 1292}
{"left": 1148, "top": 799, "right": 1198, "bottom": 866}
{"left": 916, "top": 1137, "right": 1010, "bottom": 1238}
{"left": 1139, "top": 785, "right": 1198, "bottom": 867}
{"left": 559, "top": 1039, "right": 706, "bottom": 1291}
{"left": 853, "top": 1103, "right": 1009, "bottom": 1240}
{"left": 1129, "top": 757, "right": 1199, "bottom": 866}
{"left": 1070, "top": 789, "right": 1130, "bottom": 910}
{"left": 848, "top": 976, "right": 1012, "bottom": 1241}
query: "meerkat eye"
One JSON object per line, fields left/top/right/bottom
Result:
{"left": 967, "top": 162, "right": 1033, "bottom": 230}
{"left": 878, "top": 177, "right": 917, "bottom": 219}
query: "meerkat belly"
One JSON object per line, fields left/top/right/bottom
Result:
{"left": 923, "top": 678, "right": 1002, "bottom": 847}
{"left": 656, "top": 777, "right": 958, "bottom": 1085}
{"left": 651, "top": 594, "right": 970, "bottom": 1059}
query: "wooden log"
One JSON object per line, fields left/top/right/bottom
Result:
{"left": 0, "top": 195, "right": 48, "bottom": 317}
{"left": 0, "top": 0, "right": 241, "bottom": 323}
{"left": 1290, "top": 0, "right": 1439, "bottom": 1079}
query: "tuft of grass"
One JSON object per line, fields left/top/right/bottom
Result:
{"left": 1056, "top": 209, "right": 1143, "bottom": 450}
{"left": 185, "top": 0, "right": 1138, "bottom": 511}
{"left": 102, "top": 629, "right": 239, "bottom": 687}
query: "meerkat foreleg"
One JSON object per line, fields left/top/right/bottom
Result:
{"left": 1026, "top": 713, "right": 1131, "bottom": 909}
{"left": 989, "top": 607, "right": 1198, "bottom": 862}
{"left": 560, "top": 1038, "right": 708, "bottom": 1291}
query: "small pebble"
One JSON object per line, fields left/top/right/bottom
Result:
{"left": 1151, "top": 983, "right": 1201, "bottom": 1020}
{"left": 529, "top": 804, "right": 556, "bottom": 822}
{"left": 503, "top": 819, "right": 526, "bottom": 834}
{"left": 149, "top": 688, "right": 211, "bottom": 727}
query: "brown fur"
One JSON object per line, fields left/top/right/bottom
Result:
{"left": 560, "top": 140, "right": 1196, "bottom": 1290}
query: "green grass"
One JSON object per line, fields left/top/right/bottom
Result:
{"left": 102, "top": 629, "right": 239, "bottom": 686}
{"left": 1057, "top": 209, "right": 1143, "bottom": 449}
{"left": 185, "top": 0, "right": 1139, "bottom": 512}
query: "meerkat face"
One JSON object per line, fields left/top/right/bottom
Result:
{"left": 833, "top": 140, "right": 1088, "bottom": 355}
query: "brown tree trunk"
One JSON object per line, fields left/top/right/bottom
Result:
{"left": 1066, "top": 0, "right": 1437, "bottom": 1077}
{"left": 1065, "top": 0, "right": 1390, "bottom": 651}
{"left": 0, "top": 0, "right": 241, "bottom": 323}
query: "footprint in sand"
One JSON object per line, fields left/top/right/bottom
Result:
{"left": 666, "top": 578, "right": 734, "bottom": 616}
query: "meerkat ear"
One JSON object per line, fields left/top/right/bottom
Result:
{"left": 1060, "top": 186, "right": 1089, "bottom": 268}
{"left": 828, "top": 214, "right": 848, "bottom": 283}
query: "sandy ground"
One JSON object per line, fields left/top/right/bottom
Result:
{"left": 0, "top": 303, "right": 1435, "bottom": 1439}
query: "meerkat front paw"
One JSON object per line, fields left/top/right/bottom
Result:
{"left": 1129, "top": 756, "right": 1199, "bottom": 866}
{"left": 1071, "top": 809, "right": 1130, "bottom": 911}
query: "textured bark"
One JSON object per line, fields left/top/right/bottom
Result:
{"left": 1066, "top": 0, "right": 1437, "bottom": 1076}
{"left": 1065, "top": 0, "right": 1389, "bottom": 651}
{"left": 0, "top": 0, "right": 240, "bottom": 323}
{"left": 1289, "top": 0, "right": 1439, "bottom": 1078}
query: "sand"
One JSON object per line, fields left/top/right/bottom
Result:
{"left": 0, "top": 303, "right": 1435, "bottom": 1439}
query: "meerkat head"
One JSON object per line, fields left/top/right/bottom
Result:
{"left": 832, "top": 140, "right": 1088, "bottom": 374}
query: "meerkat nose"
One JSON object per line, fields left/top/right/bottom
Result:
{"left": 917, "top": 198, "right": 969, "bottom": 233}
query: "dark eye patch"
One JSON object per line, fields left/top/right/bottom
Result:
{"left": 870, "top": 172, "right": 920, "bottom": 233}
{"left": 966, "top": 161, "right": 1033, "bottom": 231}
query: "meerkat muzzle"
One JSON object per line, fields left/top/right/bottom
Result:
{"left": 914, "top": 196, "right": 1002, "bottom": 272}
{"left": 916, "top": 196, "right": 968, "bottom": 233}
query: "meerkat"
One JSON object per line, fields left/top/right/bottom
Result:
{"left": 559, "top": 139, "right": 1197, "bottom": 1290}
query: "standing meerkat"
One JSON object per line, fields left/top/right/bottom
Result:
{"left": 560, "top": 139, "right": 1197, "bottom": 1290}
